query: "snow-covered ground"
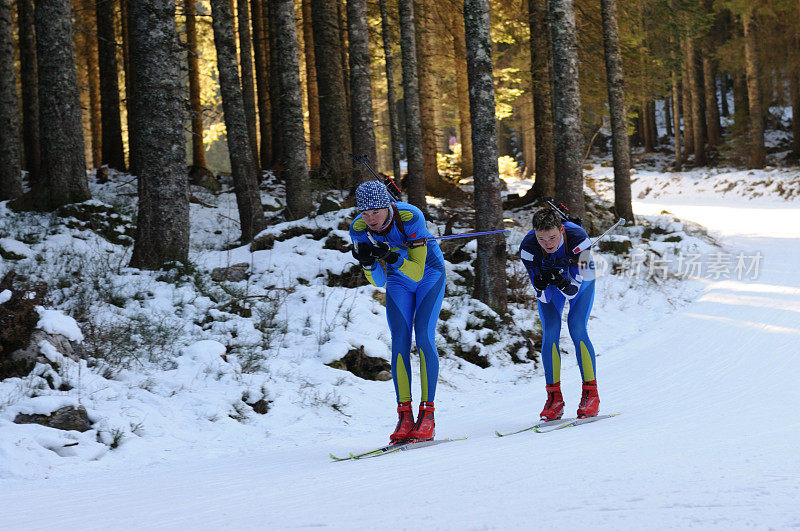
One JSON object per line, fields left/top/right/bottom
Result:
{"left": 1, "top": 167, "right": 799, "bottom": 529}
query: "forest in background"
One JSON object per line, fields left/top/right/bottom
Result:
{"left": 1, "top": 0, "right": 799, "bottom": 313}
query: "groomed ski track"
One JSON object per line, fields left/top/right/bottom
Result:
{"left": 1, "top": 197, "right": 799, "bottom": 529}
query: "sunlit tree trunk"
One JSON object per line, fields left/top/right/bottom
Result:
{"left": 32, "top": 0, "right": 90, "bottom": 210}
{"left": 347, "top": 0, "right": 377, "bottom": 183}
{"left": 301, "top": 0, "right": 321, "bottom": 171}
{"left": 97, "top": 0, "right": 126, "bottom": 170}
{"left": 210, "top": 0, "right": 267, "bottom": 241}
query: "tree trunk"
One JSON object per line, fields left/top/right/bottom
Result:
{"left": 791, "top": 71, "right": 800, "bottom": 159}
{"left": 184, "top": 0, "right": 207, "bottom": 169}
{"left": 0, "top": 0, "right": 21, "bottom": 200}
{"left": 600, "top": 0, "right": 632, "bottom": 222}
{"left": 379, "top": 0, "right": 403, "bottom": 184}
{"left": 76, "top": 1, "right": 102, "bottom": 168}
{"left": 464, "top": 0, "right": 506, "bottom": 314}
{"left": 518, "top": 91, "right": 536, "bottom": 180}
{"left": 211, "top": 0, "right": 267, "bottom": 241}
{"left": 672, "top": 68, "right": 682, "bottom": 170}
{"left": 530, "top": 0, "right": 554, "bottom": 198}
{"left": 505, "top": 0, "right": 554, "bottom": 209}
{"left": 128, "top": 0, "right": 189, "bottom": 268}
{"left": 732, "top": 71, "right": 748, "bottom": 133}
{"left": 311, "top": 0, "right": 353, "bottom": 188}
{"left": 337, "top": 0, "right": 350, "bottom": 111}
{"left": 267, "top": 1, "right": 282, "bottom": 168}
{"left": 97, "top": 0, "right": 126, "bottom": 170}
{"left": 742, "top": 7, "right": 765, "bottom": 169}
{"left": 237, "top": 0, "right": 259, "bottom": 168}
{"left": 642, "top": 102, "right": 654, "bottom": 152}
{"left": 549, "top": 0, "right": 584, "bottom": 219}
{"left": 347, "top": 0, "right": 377, "bottom": 183}
{"left": 274, "top": 0, "right": 312, "bottom": 219}
{"left": 301, "top": 0, "right": 321, "bottom": 171}
{"left": 30, "top": 0, "right": 90, "bottom": 210}
{"left": 703, "top": 56, "right": 721, "bottom": 147}
{"left": 686, "top": 37, "right": 706, "bottom": 165}
{"left": 121, "top": 0, "right": 137, "bottom": 176}
{"left": 17, "top": 0, "right": 40, "bottom": 182}
{"left": 250, "top": 0, "right": 272, "bottom": 170}
{"left": 451, "top": 5, "right": 473, "bottom": 179}
{"left": 681, "top": 59, "right": 694, "bottom": 157}
{"left": 414, "top": 0, "right": 447, "bottom": 196}
{"left": 397, "top": 0, "right": 426, "bottom": 209}
{"left": 719, "top": 73, "right": 729, "bottom": 117}
{"left": 664, "top": 96, "right": 673, "bottom": 137}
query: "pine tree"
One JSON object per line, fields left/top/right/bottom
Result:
{"left": 274, "top": 0, "right": 312, "bottom": 219}
{"left": 210, "top": 0, "right": 267, "bottom": 241}
{"left": 311, "top": 0, "right": 353, "bottom": 187}
{"left": 97, "top": 0, "right": 126, "bottom": 170}
{"left": 185, "top": 0, "right": 207, "bottom": 170}
{"left": 742, "top": 6, "right": 765, "bottom": 168}
{"left": 29, "top": 0, "right": 90, "bottom": 210}
{"left": 0, "top": 0, "right": 21, "bottom": 200}
{"left": 16, "top": 0, "right": 39, "bottom": 182}
{"left": 378, "top": 0, "right": 403, "bottom": 183}
{"left": 549, "top": 0, "right": 584, "bottom": 219}
{"left": 600, "top": 0, "right": 633, "bottom": 222}
{"left": 347, "top": 0, "right": 377, "bottom": 181}
{"left": 250, "top": 0, "right": 272, "bottom": 170}
{"left": 128, "top": 0, "right": 189, "bottom": 268}
{"left": 237, "top": 0, "right": 259, "bottom": 168}
{"left": 464, "top": 0, "right": 507, "bottom": 314}
{"left": 397, "top": 0, "right": 426, "bottom": 209}
{"left": 301, "top": 0, "right": 321, "bottom": 171}
{"left": 530, "top": 0, "right": 554, "bottom": 199}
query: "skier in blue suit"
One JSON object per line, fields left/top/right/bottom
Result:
{"left": 348, "top": 181, "right": 445, "bottom": 443}
{"left": 519, "top": 207, "right": 600, "bottom": 420}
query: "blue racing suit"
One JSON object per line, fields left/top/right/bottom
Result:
{"left": 349, "top": 202, "right": 446, "bottom": 403}
{"left": 519, "top": 221, "right": 597, "bottom": 385}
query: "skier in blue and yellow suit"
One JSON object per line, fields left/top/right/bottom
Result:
{"left": 349, "top": 181, "right": 445, "bottom": 443}
{"left": 519, "top": 207, "right": 600, "bottom": 421}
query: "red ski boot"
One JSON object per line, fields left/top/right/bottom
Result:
{"left": 390, "top": 401, "right": 415, "bottom": 444}
{"left": 540, "top": 382, "right": 565, "bottom": 421}
{"left": 408, "top": 402, "right": 435, "bottom": 442}
{"left": 577, "top": 380, "right": 599, "bottom": 418}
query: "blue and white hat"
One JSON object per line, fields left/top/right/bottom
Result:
{"left": 355, "top": 180, "right": 392, "bottom": 211}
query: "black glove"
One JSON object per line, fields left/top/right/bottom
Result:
{"left": 352, "top": 243, "right": 376, "bottom": 268}
{"left": 552, "top": 272, "right": 578, "bottom": 296}
{"left": 533, "top": 272, "right": 552, "bottom": 291}
{"left": 372, "top": 240, "right": 401, "bottom": 265}
{"left": 540, "top": 257, "right": 557, "bottom": 275}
